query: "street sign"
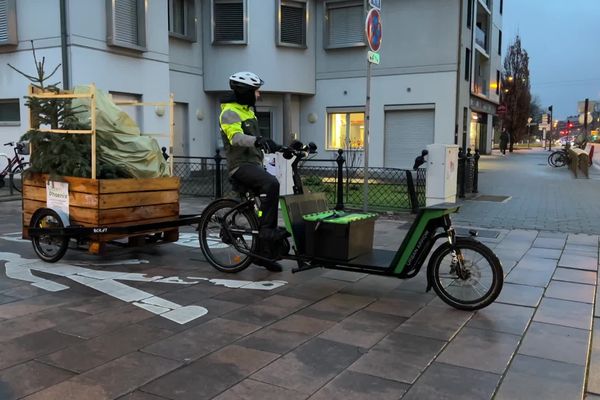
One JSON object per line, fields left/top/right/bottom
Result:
{"left": 541, "top": 114, "right": 549, "bottom": 124}
{"left": 579, "top": 112, "right": 593, "bottom": 125}
{"left": 365, "top": 8, "right": 382, "bottom": 52}
{"left": 368, "top": 50, "right": 380, "bottom": 64}
{"left": 539, "top": 123, "right": 550, "bottom": 130}
{"left": 369, "top": 0, "right": 381, "bottom": 9}
{"left": 497, "top": 104, "right": 506, "bottom": 115}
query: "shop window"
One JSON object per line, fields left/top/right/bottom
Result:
{"left": 327, "top": 111, "right": 365, "bottom": 150}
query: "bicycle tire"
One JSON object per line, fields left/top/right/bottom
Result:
{"left": 11, "top": 162, "right": 29, "bottom": 193}
{"left": 427, "top": 237, "right": 503, "bottom": 311}
{"left": 30, "top": 208, "right": 69, "bottom": 263}
{"left": 198, "top": 198, "right": 258, "bottom": 273}
{"left": 547, "top": 152, "right": 559, "bottom": 167}
{"left": 554, "top": 152, "right": 568, "bottom": 168}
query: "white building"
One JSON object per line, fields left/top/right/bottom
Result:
{"left": 0, "top": 0, "right": 502, "bottom": 168}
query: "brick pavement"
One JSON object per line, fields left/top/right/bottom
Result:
{"left": 0, "top": 153, "right": 598, "bottom": 399}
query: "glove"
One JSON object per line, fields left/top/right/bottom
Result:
{"left": 254, "top": 136, "right": 281, "bottom": 153}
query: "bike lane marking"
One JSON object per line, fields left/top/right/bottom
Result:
{"left": 0, "top": 250, "right": 287, "bottom": 324}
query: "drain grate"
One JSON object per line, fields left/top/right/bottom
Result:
{"left": 470, "top": 195, "right": 511, "bottom": 202}
{"left": 455, "top": 227, "right": 500, "bottom": 238}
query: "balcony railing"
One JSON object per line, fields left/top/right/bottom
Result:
{"left": 475, "top": 26, "right": 487, "bottom": 51}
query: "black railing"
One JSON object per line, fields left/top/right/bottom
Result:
{"left": 457, "top": 147, "right": 480, "bottom": 198}
{"left": 173, "top": 150, "right": 426, "bottom": 212}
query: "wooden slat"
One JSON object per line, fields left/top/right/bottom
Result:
{"left": 23, "top": 206, "right": 99, "bottom": 226}
{"left": 98, "top": 203, "right": 179, "bottom": 224}
{"left": 99, "top": 176, "right": 180, "bottom": 193}
{"left": 25, "top": 174, "right": 99, "bottom": 194}
{"left": 99, "top": 190, "right": 179, "bottom": 209}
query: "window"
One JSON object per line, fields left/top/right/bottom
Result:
{"left": 500, "top": 0, "right": 503, "bottom": 14}
{"left": 327, "top": 111, "right": 365, "bottom": 150}
{"left": 0, "top": 99, "right": 20, "bottom": 125}
{"left": 466, "top": 0, "right": 472, "bottom": 29}
{"left": 278, "top": 0, "right": 307, "bottom": 48}
{"left": 212, "top": 0, "right": 246, "bottom": 44}
{"left": 256, "top": 111, "right": 272, "bottom": 139}
{"left": 498, "top": 29, "right": 502, "bottom": 56}
{"left": 0, "top": 0, "right": 17, "bottom": 46}
{"left": 465, "top": 48, "right": 471, "bottom": 81}
{"left": 496, "top": 70, "right": 500, "bottom": 94}
{"left": 169, "top": 0, "right": 196, "bottom": 41}
{"left": 106, "top": 0, "right": 146, "bottom": 51}
{"left": 324, "top": 1, "right": 364, "bottom": 49}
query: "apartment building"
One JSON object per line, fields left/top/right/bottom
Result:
{"left": 0, "top": 0, "right": 502, "bottom": 168}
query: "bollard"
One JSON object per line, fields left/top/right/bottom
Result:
{"left": 473, "top": 149, "right": 480, "bottom": 193}
{"left": 214, "top": 149, "right": 222, "bottom": 198}
{"left": 457, "top": 148, "right": 466, "bottom": 198}
{"left": 335, "top": 149, "right": 345, "bottom": 210}
{"left": 465, "top": 148, "right": 474, "bottom": 193}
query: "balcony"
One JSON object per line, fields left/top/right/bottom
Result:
{"left": 475, "top": 26, "right": 488, "bottom": 52}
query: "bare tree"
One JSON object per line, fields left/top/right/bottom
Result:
{"left": 500, "top": 35, "right": 531, "bottom": 152}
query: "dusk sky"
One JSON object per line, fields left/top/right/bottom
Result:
{"left": 503, "top": 0, "right": 600, "bottom": 120}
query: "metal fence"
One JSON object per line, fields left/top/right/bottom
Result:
{"left": 173, "top": 150, "right": 426, "bottom": 212}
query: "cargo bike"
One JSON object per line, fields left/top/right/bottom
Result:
{"left": 198, "top": 142, "right": 503, "bottom": 311}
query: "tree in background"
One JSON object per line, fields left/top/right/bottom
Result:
{"left": 500, "top": 35, "right": 531, "bottom": 152}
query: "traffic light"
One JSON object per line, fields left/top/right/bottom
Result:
{"left": 548, "top": 106, "right": 553, "bottom": 113}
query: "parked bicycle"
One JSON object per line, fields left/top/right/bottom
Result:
{"left": 0, "top": 142, "right": 30, "bottom": 193}
{"left": 547, "top": 147, "right": 570, "bottom": 168}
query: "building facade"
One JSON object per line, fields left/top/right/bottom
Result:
{"left": 0, "top": 0, "right": 502, "bottom": 168}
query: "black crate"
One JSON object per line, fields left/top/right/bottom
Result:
{"left": 303, "top": 211, "right": 377, "bottom": 260}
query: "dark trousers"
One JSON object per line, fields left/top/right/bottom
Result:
{"left": 232, "top": 164, "right": 280, "bottom": 230}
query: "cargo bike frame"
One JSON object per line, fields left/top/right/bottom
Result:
{"left": 198, "top": 143, "right": 503, "bottom": 311}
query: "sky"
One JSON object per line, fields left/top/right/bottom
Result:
{"left": 503, "top": 0, "right": 600, "bottom": 120}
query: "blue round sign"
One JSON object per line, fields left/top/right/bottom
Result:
{"left": 365, "top": 8, "right": 382, "bottom": 52}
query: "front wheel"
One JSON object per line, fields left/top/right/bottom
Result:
{"left": 428, "top": 237, "right": 503, "bottom": 311}
{"left": 198, "top": 198, "right": 259, "bottom": 273}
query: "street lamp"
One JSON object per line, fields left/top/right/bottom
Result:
{"left": 527, "top": 117, "right": 532, "bottom": 149}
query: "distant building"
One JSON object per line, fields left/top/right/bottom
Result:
{"left": 0, "top": 0, "right": 502, "bottom": 166}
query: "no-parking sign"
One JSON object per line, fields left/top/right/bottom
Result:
{"left": 365, "top": 8, "right": 382, "bottom": 53}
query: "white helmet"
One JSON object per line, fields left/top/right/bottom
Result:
{"left": 229, "top": 71, "right": 264, "bottom": 90}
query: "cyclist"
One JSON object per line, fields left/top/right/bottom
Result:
{"left": 219, "top": 71, "right": 288, "bottom": 272}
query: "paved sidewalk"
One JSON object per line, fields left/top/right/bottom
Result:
{"left": 0, "top": 149, "right": 598, "bottom": 399}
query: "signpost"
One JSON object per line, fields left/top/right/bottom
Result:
{"left": 363, "top": 2, "right": 382, "bottom": 211}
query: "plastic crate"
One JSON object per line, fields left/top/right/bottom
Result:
{"left": 303, "top": 211, "right": 377, "bottom": 260}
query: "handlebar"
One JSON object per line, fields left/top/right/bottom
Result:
{"left": 3, "top": 142, "right": 15, "bottom": 147}
{"left": 277, "top": 141, "right": 317, "bottom": 160}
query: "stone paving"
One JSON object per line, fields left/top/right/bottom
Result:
{"left": 0, "top": 149, "right": 598, "bottom": 399}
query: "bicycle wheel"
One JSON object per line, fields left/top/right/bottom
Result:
{"left": 427, "top": 237, "right": 503, "bottom": 311}
{"left": 548, "top": 152, "right": 559, "bottom": 167}
{"left": 553, "top": 152, "right": 568, "bottom": 168}
{"left": 30, "top": 208, "right": 69, "bottom": 263}
{"left": 198, "top": 198, "right": 258, "bottom": 273}
{"left": 11, "top": 162, "right": 29, "bottom": 193}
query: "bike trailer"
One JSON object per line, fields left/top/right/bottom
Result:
{"left": 303, "top": 211, "right": 378, "bottom": 260}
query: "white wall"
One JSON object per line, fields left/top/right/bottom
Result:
{"left": 300, "top": 71, "right": 457, "bottom": 166}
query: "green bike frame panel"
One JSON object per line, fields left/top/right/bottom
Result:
{"left": 391, "top": 206, "right": 458, "bottom": 275}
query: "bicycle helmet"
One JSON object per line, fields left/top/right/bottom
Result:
{"left": 228, "top": 71, "right": 264, "bottom": 107}
{"left": 229, "top": 71, "right": 264, "bottom": 90}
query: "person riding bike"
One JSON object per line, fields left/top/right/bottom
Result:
{"left": 219, "top": 71, "right": 288, "bottom": 272}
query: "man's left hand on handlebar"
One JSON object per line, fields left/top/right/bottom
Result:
{"left": 254, "top": 136, "right": 281, "bottom": 154}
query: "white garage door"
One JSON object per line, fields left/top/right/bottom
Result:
{"left": 384, "top": 109, "right": 434, "bottom": 169}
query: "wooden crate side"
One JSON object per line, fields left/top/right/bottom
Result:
{"left": 25, "top": 174, "right": 100, "bottom": 194}
{"left": 99, "top": 190, "right": 179, "bottom": 209}
{"left": 98, "top": 203, "right": 179, "bottom": 224}
{"left": 99, "top": 177, "right": 180, "bottom": 193}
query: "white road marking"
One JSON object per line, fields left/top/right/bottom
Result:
{"left": 0, "top": 251, "right": 287, "bottom": 324}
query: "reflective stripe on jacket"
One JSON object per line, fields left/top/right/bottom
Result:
{"left": 219, "top": 102, "right": 263, "bottom": 174}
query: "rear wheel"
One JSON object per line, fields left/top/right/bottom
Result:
{"left": 198, "top": 199, "right": 259, "bottom": 273}
{"left": 30, "top": 208, "right": 69, "bottom": 263}
{"left": 548, "top": 151, "right": 567, "bottom": 167}
{"left": 428, "top": 237, "right": 503, "bottom": 311}
{"left": 11, "top": 162, "right": 29, "bottom": 193}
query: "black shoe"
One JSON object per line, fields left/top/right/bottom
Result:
{"left": 254, "top": 259, "right": 283, "bottom": 272}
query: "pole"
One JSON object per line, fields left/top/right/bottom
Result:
{"left": 362, "top": 60, "right": 371, "bottom": 211}
{"left": 584, "top": 98, "right": 589, "bottom": 140}
{"left": 548, "top": 105, "right": 553, "bottom": 151}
